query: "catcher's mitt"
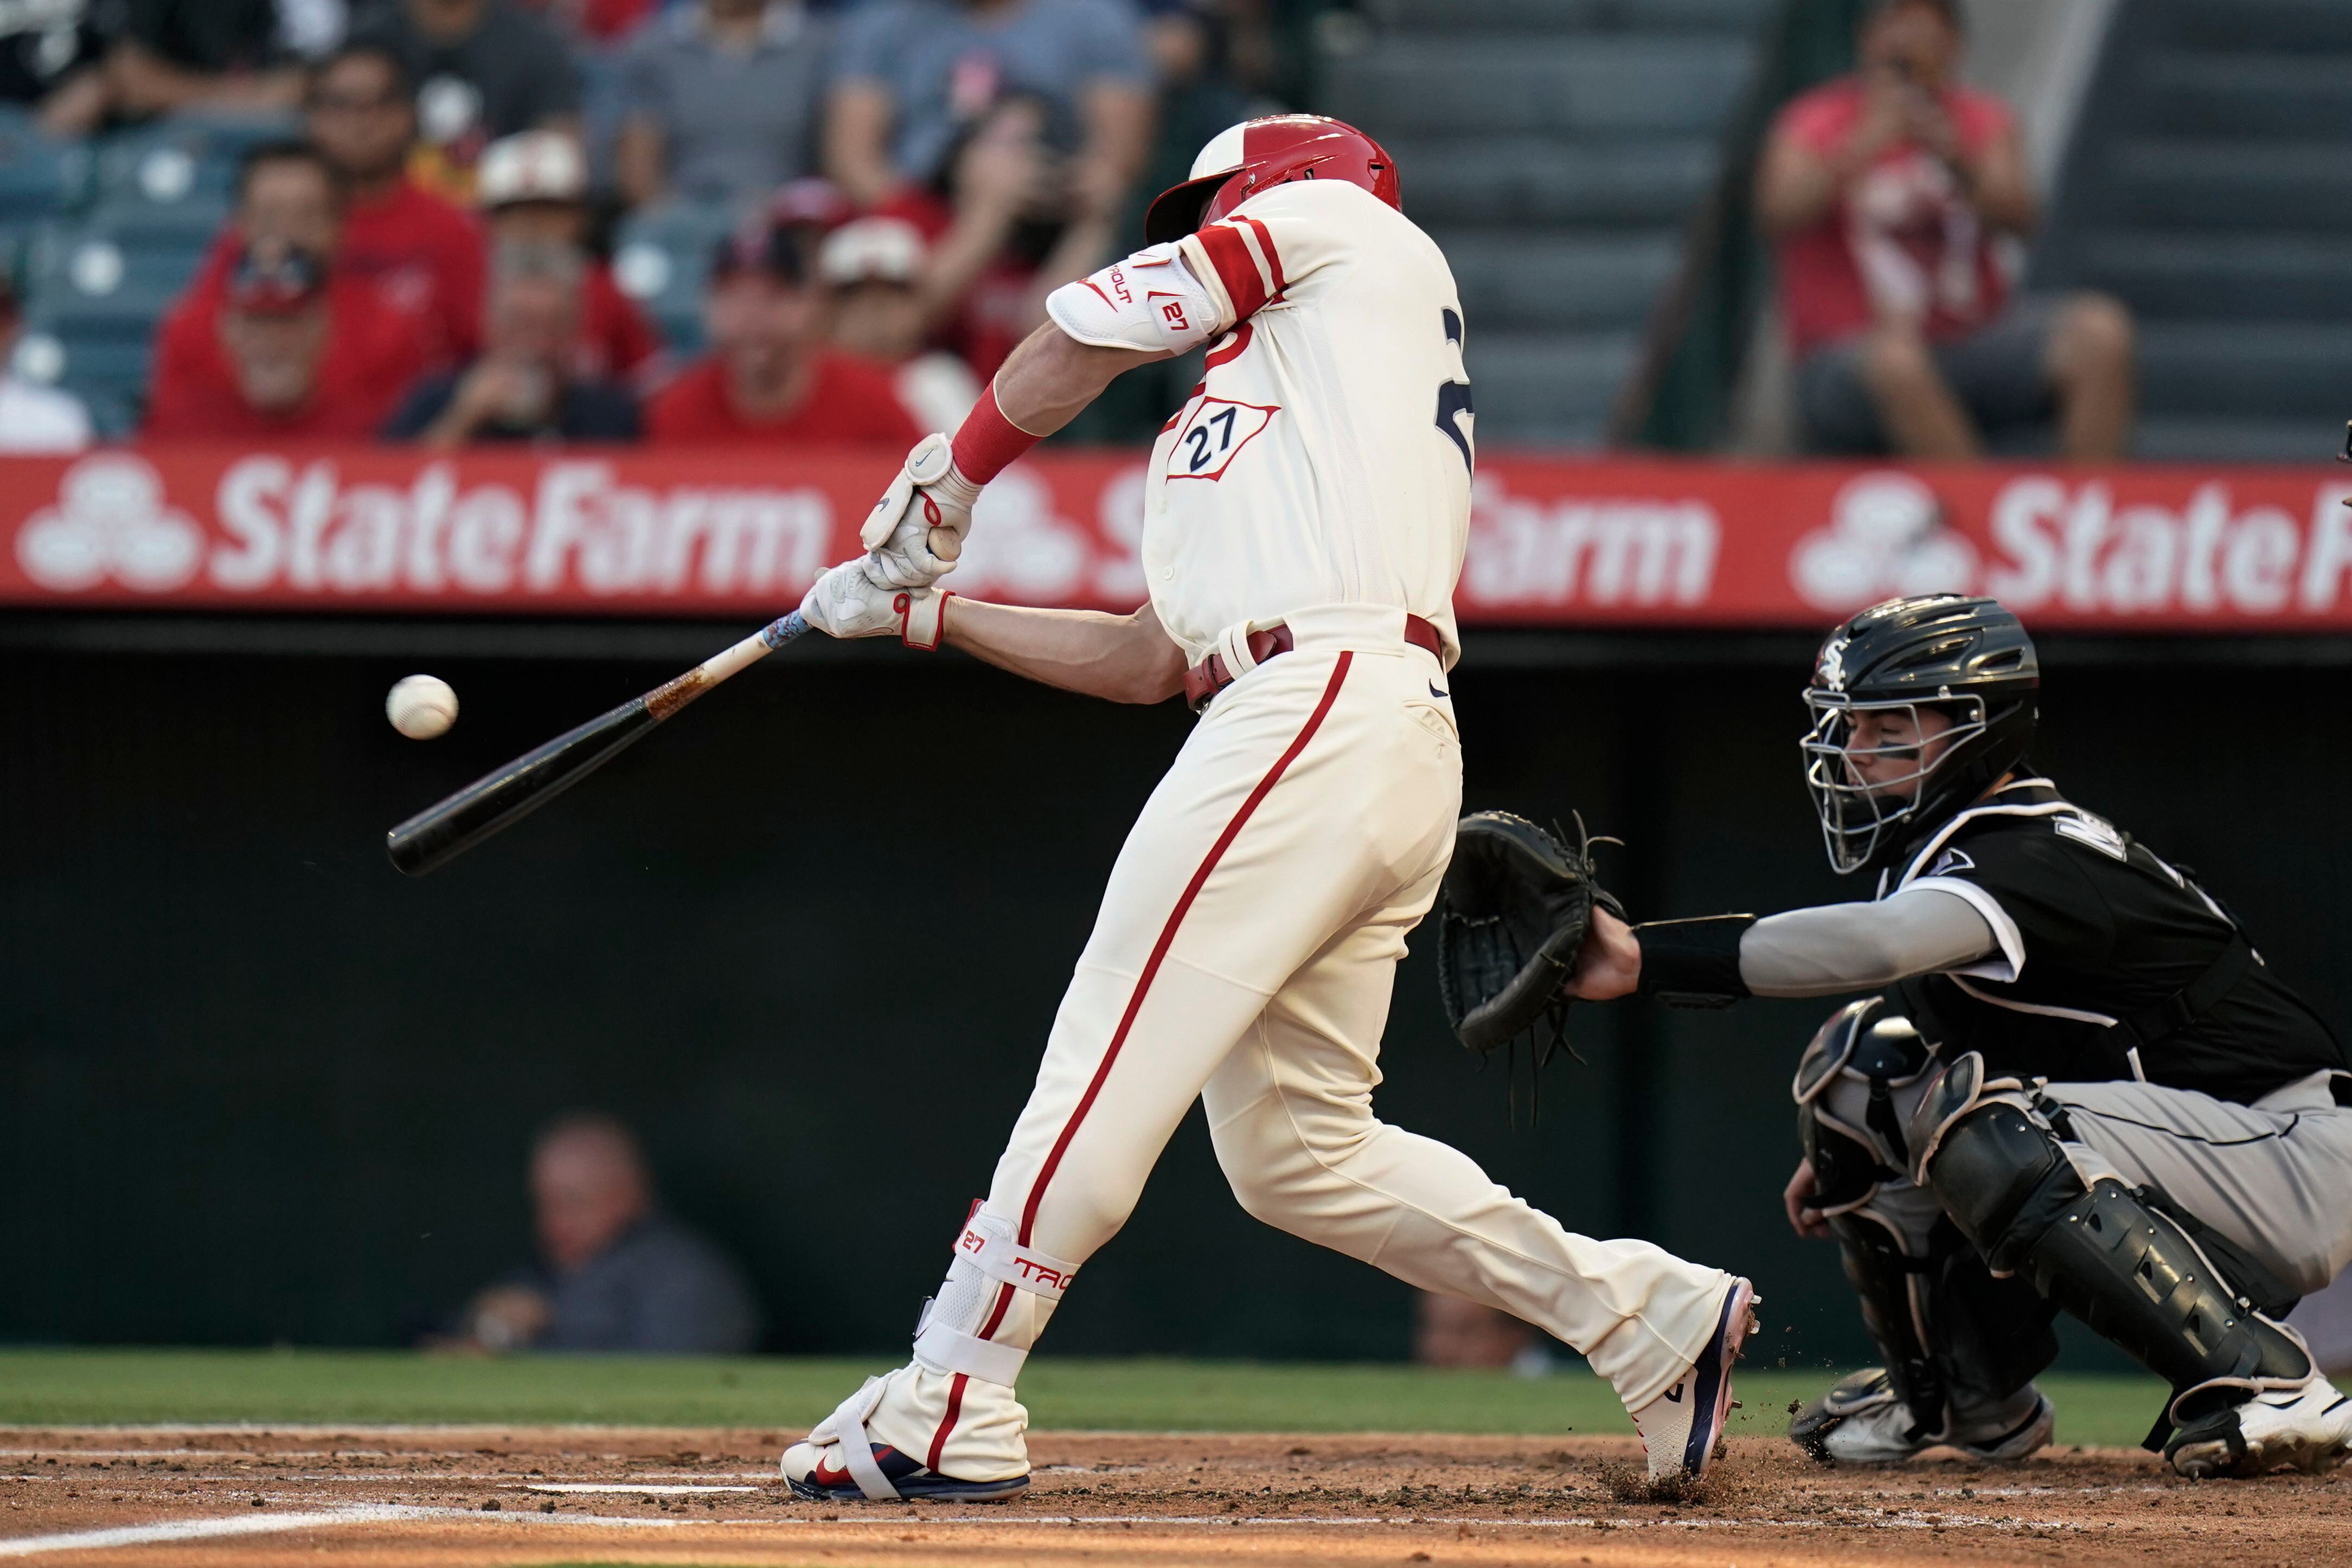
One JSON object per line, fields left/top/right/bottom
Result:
{"left": 1436, "top": 811, "right": 1625, "bottom": 1058}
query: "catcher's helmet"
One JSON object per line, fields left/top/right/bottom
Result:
{"left": 1800, "top": 594, "right": 2039, "bottom": 878}
{"left": 1143, "top": 114, "right": 1400, "bottom": 245}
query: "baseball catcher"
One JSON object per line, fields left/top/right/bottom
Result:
{"left": 1530, "top": 594, "right": 2350, "bottom": 1477}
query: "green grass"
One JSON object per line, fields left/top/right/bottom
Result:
{"left": 0, "top": 1350, "right": 2169, "bottom": 1448}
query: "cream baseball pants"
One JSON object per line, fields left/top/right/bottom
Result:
{"left": 869, "top": 606, "right": 1732, "bottom": 1477}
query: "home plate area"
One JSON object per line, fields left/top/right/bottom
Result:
{"left": 0, "top": 1426, "right": 2342, "bottom": 1567}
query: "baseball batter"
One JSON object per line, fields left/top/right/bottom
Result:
{"left": 1562, "top": 595, "right": 2352, "bottom": 1478}
{"left": 778, "top": 116, "right": 1756, "bottom": 1501}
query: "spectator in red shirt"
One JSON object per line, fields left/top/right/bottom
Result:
{"left": 476, "top": 129, "right": 664, "bottom": 386}
{"left": 647, "top": 216, "right": 923, "bottom": 446}
{"left": 304, "top": 41, "right": 488, "bottom": 369}
{"left": 1757, "top": 0, "right": 2133, "bottom": 459}
{"left": 145, "top": 245, "right": 422, "bottom": 440}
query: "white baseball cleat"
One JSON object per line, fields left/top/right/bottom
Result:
{"left": 2167, "top": 1376, "right": 2352, "bottom": 1479}
{"left": 1789, "top": 1368, "right": 2053, "bottom": 1465}
{"left": 1631, "top": 1276, "right": 1757, "bottom": 1485}
{"left": 780, "top": 1370, "right": 1029, "bottom": 1503}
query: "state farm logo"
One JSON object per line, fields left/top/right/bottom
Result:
{"left": 1790, "top": 472, "right": 1976, "bottom": 611}
{"left": 1463, "top": 473, "right": 1718, "bottom": 608}
{"left": 15, "top": 454, "right": 204, "bottom": 591}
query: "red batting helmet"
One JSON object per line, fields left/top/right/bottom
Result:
{"left": 1142, "top": 114, "right": 1401, "bottom": 245}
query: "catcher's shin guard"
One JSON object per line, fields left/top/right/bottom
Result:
{"left": 1916, "top": 1055, "right": 2315, "bottom": 1442}
{"left": 783, "top": 1204, "right": 1078, "bottom": 1500}
{"left": 1792, "top": 1008, "right": 2056, "bottom": 1458}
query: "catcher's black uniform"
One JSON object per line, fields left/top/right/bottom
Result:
{"left": 1884, "top": 778, "right": 2344, "bottom": 1102}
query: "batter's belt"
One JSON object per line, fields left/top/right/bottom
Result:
{"left": 1184, "top": 612, "right": 1445, "bottom": 712}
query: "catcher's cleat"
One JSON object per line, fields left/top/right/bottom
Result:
{"left": 780, "top": 1373, "right": 1029, "bottom": 1503}
{"left": 1789, "top": 1368, "right": 2053, "bottom": 1465}
{"left": 2167, "top": 1377, "right": 2352, "bottom": 1479}
{"left": 1632, "top": 1276, "right": 1757, "bottom": 1484}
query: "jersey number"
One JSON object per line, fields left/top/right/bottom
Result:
{"left": 1165, "top": 397, "right": 1278, "bottom": 482}
{"left": 1435, "top": 308, "right": 1474, "bottom": 474}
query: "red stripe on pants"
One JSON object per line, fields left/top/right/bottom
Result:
{"left": 938, "top": 654, "right": 1356, "bottom": 1468}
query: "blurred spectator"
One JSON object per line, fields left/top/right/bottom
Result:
{"left": 457, "top": 1112, "right": 761, "bottom": 1354}
{"left": 102, "top": 0, "right": 307, "bottom": 120}
{"left": 0, "top": 255, "right": 90, "bottom": 451}
{"left": 146, "top": 243, "right": 419, "bottom": 437}
{"left": 384, "top": 238, "right": 639, "bottom": 446}
{"left": 822, "top": 214, "right": 979, "bottom": 430}
{"left": 477, "top": 128, "right": 660, "bottom": 384}
{"left": 647, "top": 214, "right": 920, "bottom": 445}
{"left": 0, "top": 0, "right": 107, "bottom": 135}
{"left": 873, "top": 92, "right": 1103, "bottom": 378}
{"left": 1412, "top": 1291, "right": 1558, "bottom": 1377}
{"left": 614, "top": 0, "right": 828, "bottom": 213}
{"left": 347, "top": 0, "right": 580, "bottom": 195}
{"left": 304, "top": 40, "right": 486, "bottom": 367}
{"left": 826, "top": 0, "right": 1150, "bottom": 210}
{"left": 824, "top": 0, "right": 1151, "bottom": 359}
{"left": 1757, "top": 0, "right": 2135, "bottom": 460}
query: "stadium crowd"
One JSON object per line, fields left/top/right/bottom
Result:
{"left": 0, "top": 0, "right": 1289, "bottom": 448}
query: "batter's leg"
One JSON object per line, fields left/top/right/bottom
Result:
{"left": 1199, "top": 867, "right": 1752, "bottom": 1476}
{"left": 783, "top": 647, "right": 1461, "bottom": 1498}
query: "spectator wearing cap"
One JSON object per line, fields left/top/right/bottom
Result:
{"left": 304, "top": 41, "right": 488, "bottom": 369}
{"left": 146, "top": 244, "right": 422, "bottom": 439}
{"left": 614, "top": 0, "right": 829, "bottom": 214}
{"left": 822, "top": 214, "right": 980, "bottom": 432}
{"left": 347, "top": 0, "right": 581, "bottom": 198}
{"left": 383, "top": 240, "right": 640, "bottom": 447}
{"left": 645, "top": 217, "right": 921, "bottom": 446}
{"left": 102, "top": 0, "right": 307, "bottom": 121}
{"left": 1758, "top": 0, "right": 2135, "bottom": 459}
{"left": 0, "top": 252, "right": 91, "bottom": 452}
{"left": 477, "top": 129, "right": 662, "bottom": 386}
{"left": 151, "top": 141, "right": 425, "bottom": 436}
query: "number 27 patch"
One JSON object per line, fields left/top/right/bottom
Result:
{"left": 1166, "top": 397, "right": 1279, "bottom": 481}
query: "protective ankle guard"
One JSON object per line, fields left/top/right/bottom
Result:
{"left": 911, "top": 1204, "right": 1078, "bottom": 1387}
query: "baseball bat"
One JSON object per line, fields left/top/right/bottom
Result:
{"left": 386, "top": 611, "right": 810, "bottom": 877}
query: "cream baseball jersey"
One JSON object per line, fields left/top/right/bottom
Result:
{"left": 1055, "top": 179, "right": 1473, "bottom": 664}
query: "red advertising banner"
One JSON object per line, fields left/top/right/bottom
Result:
{"left": 7, "top": 445, "right": 2352, "bottom": 630}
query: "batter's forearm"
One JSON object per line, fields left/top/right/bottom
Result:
{"left": 942, "top": 596, "right": 1187, "bottom": 705}
{"left": 990, "top": 323, "right": 1168, "bottom": 437}
{"left": 1740, "top": 888, "right": 1999, "bottom": 997}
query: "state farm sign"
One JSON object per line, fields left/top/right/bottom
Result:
{"left": 5, "top": 445, "right": 2351, "bottom": 631}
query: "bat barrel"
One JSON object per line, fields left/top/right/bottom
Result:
{"left": 386, "top": 696, "right": 661, "bottom": 876}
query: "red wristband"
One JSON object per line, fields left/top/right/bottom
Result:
{"left": 949, "top": 383, "right": 1041, "bottom": 485}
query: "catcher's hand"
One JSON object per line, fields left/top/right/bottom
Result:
{"left": 1435, "top": 811, "right": 1625, "bottom": 1056}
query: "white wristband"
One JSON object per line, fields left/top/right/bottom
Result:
{"left": 901, "top": 589, "right": 951, "bottom": 651}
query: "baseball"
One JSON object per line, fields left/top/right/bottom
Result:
{"left": 386, "top": 674, "right": 459, "bottom": 741}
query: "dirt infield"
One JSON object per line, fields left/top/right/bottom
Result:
{"left": 1, "top": 1424, "right": 2343, "bottom": 1567}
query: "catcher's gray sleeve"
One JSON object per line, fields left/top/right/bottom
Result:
{"left": 1738, "top": 886, "right": 1998, "bottom": 998}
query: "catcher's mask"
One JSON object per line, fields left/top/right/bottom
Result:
{"left": 1801, "top": 594, "right": 2038, "bottom": 877}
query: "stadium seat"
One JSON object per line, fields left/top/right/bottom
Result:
{"left": 0, "top": 108, "right": 82, "bottom": 228}
{"left": 2035, "top": 0, "right": 2352, "bottom": 459}
{"left": 611, "top": 201, "right": 735, "bottom": 356}
{"left": 92, "top": 111, "right": 298, "bottom": 216}
{"left": 1322, "top": 0, "right": 1775, "bottom": 445}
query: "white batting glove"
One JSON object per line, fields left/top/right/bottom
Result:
{"left": 798, "top": 557, "right": 951, "bottom": 649}
{"left": 860, "top": 433, "right": 982, "bottom": 590}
